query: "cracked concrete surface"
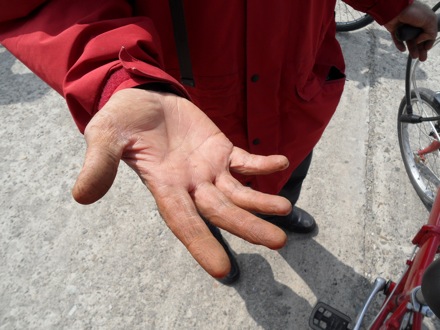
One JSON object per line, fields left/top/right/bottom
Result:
{"left": 1, "top": 4, "right": 440, "bottom": 329}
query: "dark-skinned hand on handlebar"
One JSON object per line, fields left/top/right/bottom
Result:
{"left": 384, "top": 1, "right": 438, "bottom": 61}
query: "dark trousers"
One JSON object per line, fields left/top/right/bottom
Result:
{"left": 278, "top": 151, "right": 313, "bottom": 208}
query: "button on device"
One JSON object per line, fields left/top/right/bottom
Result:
{"left": 250, "top": 74, "right": 259, "bottom": 82}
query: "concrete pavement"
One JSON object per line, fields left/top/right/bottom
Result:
{"left": 1, "top": 7, "right": 439, "bottom": 329}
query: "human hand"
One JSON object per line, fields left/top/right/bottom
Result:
{"left": 72, "top": 88, "right": 292, "bottom": 279}
{"left": 384, "top": 1, "right": 437, "bottom": 61}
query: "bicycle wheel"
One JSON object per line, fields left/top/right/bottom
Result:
{"left": 398, "top": 88, "right": 440, "bottom": 210}
{"left": 335, "top": 0, "right": 374, "bottom": 32}
{"left": 397, "top": 13, "right": 440, "bottom": 209}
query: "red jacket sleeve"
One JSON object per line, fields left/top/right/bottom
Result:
{"left": 0, "top": 0, "right": 188, "bottom": 133}
{"left": 344, "top": 0, "right": 414, "bottom": 25}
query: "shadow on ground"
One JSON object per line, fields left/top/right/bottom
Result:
{"left": 233, "top": 236, "right": 372, "bottom": 329}
{"left": 0, "top": 49, "right": 50, "bottom": 105}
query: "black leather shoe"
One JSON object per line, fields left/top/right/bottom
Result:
{"left": 262, "top": 207, "right": 316, "bottom": 234}
{"left": 206, "top": 222, "right": 240, "bottom": 285}
{"left": 216, "top": 235, "right": 240, "bottom": 285}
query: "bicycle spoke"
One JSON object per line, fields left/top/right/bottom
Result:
{"left": 335, "top": 0, "right": 373, "bottom": 32}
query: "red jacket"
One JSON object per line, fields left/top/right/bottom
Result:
{"left": 0, "top": 0, "right": 412, "bottom": 194}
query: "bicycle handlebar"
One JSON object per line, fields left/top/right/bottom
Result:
{"left": 396, "top": 13, "right": 440, "bottom": 41}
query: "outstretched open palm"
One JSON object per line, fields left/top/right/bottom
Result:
{"left": 73, "top": 88, "right": 291, "bottom": 279}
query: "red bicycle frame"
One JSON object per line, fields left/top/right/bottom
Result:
{"left": 369, "top": 187, "right": 440, "bottom": 329}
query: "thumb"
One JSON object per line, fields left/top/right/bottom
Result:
{"left": 72, "top": 133, "right": 123, "bottom": 205}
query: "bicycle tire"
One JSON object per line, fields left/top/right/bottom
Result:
{"left": 398, "top": 88, "right": 440, "bottom": 210}
{"left": 335, "top": 1, "right": 374, "bottom": 32}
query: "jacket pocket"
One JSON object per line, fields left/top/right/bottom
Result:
{"left": 296, "top": 65, "right": 345, "bottom": 102}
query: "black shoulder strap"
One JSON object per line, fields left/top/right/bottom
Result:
{"left": 168, "top": 0, "right": 195, "bottom": 87}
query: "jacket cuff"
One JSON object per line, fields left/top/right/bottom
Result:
{"left": 98, "top": 47, "right": 190, "bottom": 110}
{"left": 367, "top": 0, "right": 414, "bottom": 25}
